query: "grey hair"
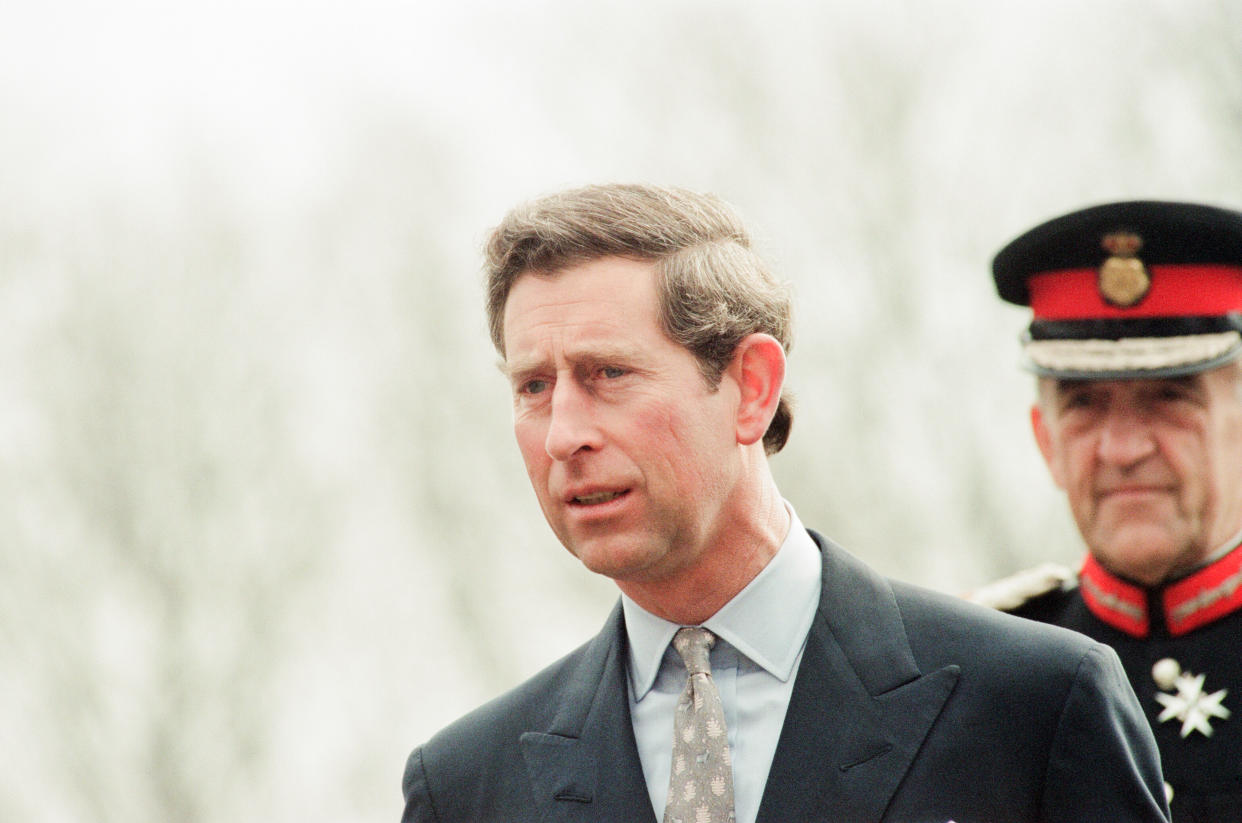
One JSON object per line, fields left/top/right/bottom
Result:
{"left": 483, "top": 183, "right": 794, "bottom": 454}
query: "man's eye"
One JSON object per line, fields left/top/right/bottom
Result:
{"left": 600, "top": 366, "right": 625, "bottom": 379}
{"left": 521, "top": 379, "right": 549, "bottom": 395}
{"left": 1156, "top": 387, "right": 1192, "bottom": 403}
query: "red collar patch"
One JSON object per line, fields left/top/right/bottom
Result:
{"left": 1079, "top": 545, "right": 1242, "bottom": 637}
{"left": 1165, "top": 545, "right": 1242, "bottom": 635}
{"left": 1080, "top": 554, "right": 1148, "bottom": 636}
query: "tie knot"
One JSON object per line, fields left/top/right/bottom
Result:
{"left": 672, "top": 626, "right": 715, "bottom": 676}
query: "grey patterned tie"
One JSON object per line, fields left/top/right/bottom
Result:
{"left": 663, "top": 627, "right": 736, "bottom": 823}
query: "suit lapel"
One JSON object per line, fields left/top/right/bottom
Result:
{"left": 519, "top": 603, "right": 657, "bottom": 823}
{"left": 758, "top": 533, "right": 960, "bottom": 822}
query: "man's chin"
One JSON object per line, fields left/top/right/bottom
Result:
{"left": 1092, "top": 530, "right": 1195, "bottom": 586}
{"left": 568, "top": 538, "right": 661, "bottom": 581}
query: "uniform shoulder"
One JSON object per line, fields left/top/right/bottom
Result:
{"left": 964, "top": 562, "right": 1077, "bottom": 613}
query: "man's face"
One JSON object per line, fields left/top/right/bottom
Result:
{"left": 1031, "top": 365, "right": 1242, "bottom": 585}
{"left": 502, "top": 256, "right": 745, "bottom": 590}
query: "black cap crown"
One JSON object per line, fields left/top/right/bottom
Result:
{"left": 992, "top": 200, "right": 1242, "bottom": 378}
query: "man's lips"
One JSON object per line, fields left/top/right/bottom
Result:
{"left": 1096, "top": 485, "right": 1174, "bottom": 499}
{"left": 566, "top": 488, "right": 630, "bottom": 506}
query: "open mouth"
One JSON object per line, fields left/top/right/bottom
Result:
{"left": 571, "top": 490, "right": 629, "bottom": 506}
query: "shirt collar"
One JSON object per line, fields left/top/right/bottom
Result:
{"left": 622, "top": 503, "right": 822, "bottom": 699}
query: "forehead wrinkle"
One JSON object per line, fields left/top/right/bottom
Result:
{"left": 505, "top": 306, "right": 649, "bottom": 363}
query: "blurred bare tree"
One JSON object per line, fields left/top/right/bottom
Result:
{"left": 0, "top": 182, "right": 333, "bottom": 821}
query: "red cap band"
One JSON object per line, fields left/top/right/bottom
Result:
{"left": 1028, "top": 264, "right": 1242, "bottom": 321}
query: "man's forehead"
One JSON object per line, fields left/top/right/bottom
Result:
{"left": 1037, "top": 371, "right": 1236, "bottom": 407}
{"left": 505, "top": 259, "right": 657, "bottom": 313}
{"left": 1048, "top": 374, "right": 1199, "bottom": 390}
{"left": 502, "top": 259, "right": 665, "bottom": 347}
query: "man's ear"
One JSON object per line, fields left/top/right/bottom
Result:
{"left": 1030, "top": 403, "right": 1066, "bottom": 489}
{"left": 729, "top": 333, "right": 786, "bottom": 447}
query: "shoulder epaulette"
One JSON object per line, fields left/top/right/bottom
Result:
{"left": 965, "top": 562, "right": 1076, "bottom": 612}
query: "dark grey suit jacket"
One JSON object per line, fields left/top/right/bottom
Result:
{"left": 402, "top": 533, "right": 1169, "bottom": 822}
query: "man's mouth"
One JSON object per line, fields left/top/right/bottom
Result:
{"left": 1097, "top": 485, "right": 1173, "bottom": 502}
{"left": 571, "top": 490, "right": 628, "bottom": 505}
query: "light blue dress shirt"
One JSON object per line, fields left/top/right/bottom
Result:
{"left": 622, "top": 505, "right": 822, "bottom": 823}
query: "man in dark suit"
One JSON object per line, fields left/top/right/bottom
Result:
{"left": 973, "top": 200, "right": 1242, "bottom": 821}
{"left": 402, "top": 184, "right": 1169, "bottom": 823}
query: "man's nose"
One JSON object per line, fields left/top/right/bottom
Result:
{"left": 1096, "top": 407, "right": 1157, "bottom": 467}
{"left": 544, "top": 382, "right": 602, "bottom": 461}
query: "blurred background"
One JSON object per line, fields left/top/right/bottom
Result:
{"left": 2, "top": 0, "right": 1240, "bottom": 820}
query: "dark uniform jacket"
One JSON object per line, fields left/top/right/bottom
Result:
{"left": 403, "top": 532, "right": 1169, "bottom": 822}
{"left": 999, "top": 544, "right": 1242, "bottom": 822}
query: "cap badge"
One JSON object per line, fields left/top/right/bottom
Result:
{"left": 1098, "top": 230, "right": 1151, "bottom": 308}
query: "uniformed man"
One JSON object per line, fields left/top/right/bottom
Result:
{"left": 973, "top": 200, "right": 1242, "bottom": 820}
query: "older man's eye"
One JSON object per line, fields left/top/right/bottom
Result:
{"left": 1156, "top": 386, "right": 1194, "bottom": 403}
{"left": 600, "top": 366, "right": 625, "bottom": 379}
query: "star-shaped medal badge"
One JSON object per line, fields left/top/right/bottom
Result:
{"left": 1152, "top": 658, "right": 1231, "bottom": 738}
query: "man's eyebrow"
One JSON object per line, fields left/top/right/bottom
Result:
{"left": 499, "top": 357, "right": 542, "bottom": 382}
{"left": 500, "top": 345, "right": 646, "bottom": 381}
{"left": 573, "top": 344, "right": 646, "bottom": 366}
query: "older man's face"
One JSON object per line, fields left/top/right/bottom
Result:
{"left": 1031, "top": 364, "right": 1242, "bottom": 585}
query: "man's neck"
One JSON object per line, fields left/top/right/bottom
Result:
{"left": 617, "top": 481, "right": 790, "bottom": 625}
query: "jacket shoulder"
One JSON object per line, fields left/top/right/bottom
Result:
{"left": 419, "top": 634, "right": 596, "bottom": 758}
{"left": 402, "top": 637, "right": 600, "bottom": 820}
{"left": 883, "top": 570, "right": 1111, "bottom": 695}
